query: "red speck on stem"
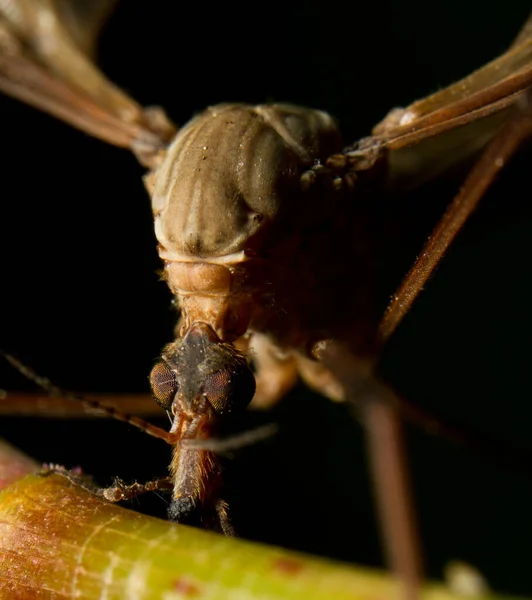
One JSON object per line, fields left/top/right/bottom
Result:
{"left": 272, "top": 557, "right": 304, "bottom": 575}
{"left": 172, "top": 576, "right": 202, "bottom": 597}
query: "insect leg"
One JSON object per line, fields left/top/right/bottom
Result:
{"left": 378, "top": 89, "right": 532, "bottom": 345}
{"left": 362, "top": 392, "right": 421, "bottom": 600}
{"left": 0, "top": 391, "right": 160, "bottom": 418}
{"left": 181, "top": 424, "right": 278, "bottom": 454}
{"left": 248, "top": 334, "right": 298, "bottom": 409}
{"left": 0, "top": 350, "right": 172, "bottom": 443}
{"left": 101, "top": 476, "right": 173, "bottom": 503}
{"left": 296, "top": 353, "right": 346, "bottom": 401}
{"left": 215, "top": 499, "right": 235, "bottom": 537}
{"left": 315, "top": 342, "right": 422, "bottom": 600}
{"left": 40, "top": 465, "right": 173, "bottom": 503}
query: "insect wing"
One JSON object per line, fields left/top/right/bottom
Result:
{"left": 376, "top": 16, "right": 532, "bottom": 136}
{"left": 0, "top": 0, "right": 175, "bottom": 160}
{"left": 47, "top": 0, "right": 120, "bottom": 56}
{"left": 337, "top": 15, "right": 532, "bottom": 190}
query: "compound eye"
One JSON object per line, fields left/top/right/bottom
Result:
{"left": 203, "top": 365, "right": 255, "bottom": 415}
{"left": 149, "top": 361, "right": 178, "bottom": 410}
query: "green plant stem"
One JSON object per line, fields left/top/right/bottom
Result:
{"left": 0, "top": 440, "right": 526, "bottom": 600}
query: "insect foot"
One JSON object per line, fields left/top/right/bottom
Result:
{"left": 39, "top": 464, "right": 98, "bottom": 495}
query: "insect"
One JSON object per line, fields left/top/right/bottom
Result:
{"left": 1, "top": 0, "right": 532, "bottom": 595}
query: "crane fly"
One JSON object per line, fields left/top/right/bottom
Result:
{"left": 1, "top": 1, "right": 532, "bottom": 596}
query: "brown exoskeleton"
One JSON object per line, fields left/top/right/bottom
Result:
{"left": 146, "top": 102, "right": 375, "bottom": 529}
{"left": 1, "top": 1, "right": 532, "bottom": 595}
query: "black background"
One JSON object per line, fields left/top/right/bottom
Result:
{"left": 1, "top": 0, "right": 532, "bottom": 594}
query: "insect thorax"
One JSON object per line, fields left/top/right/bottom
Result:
{"left": 148, "top": 103, "right": 350, "bottom": 343}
